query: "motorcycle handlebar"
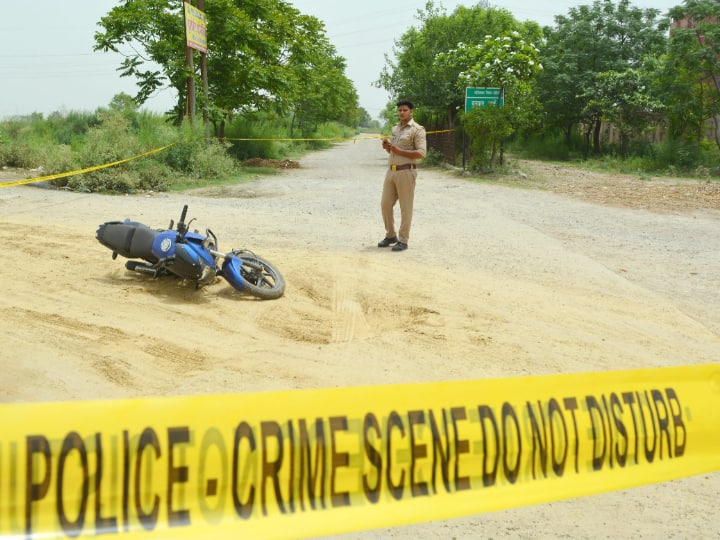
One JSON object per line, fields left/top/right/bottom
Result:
{"left": 177, "top": 205, "right": 188, "bottom": 234}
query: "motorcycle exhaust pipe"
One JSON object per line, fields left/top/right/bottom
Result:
{"left": 125, "top": 261, "right": 158, "bottom": 277}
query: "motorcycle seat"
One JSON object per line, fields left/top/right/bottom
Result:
{"left": 96, "top": 221, "right": 161, "bottom": 262}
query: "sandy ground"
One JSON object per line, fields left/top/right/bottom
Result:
{"left": 1, "top": 138, "right": 719, "bottom": 538}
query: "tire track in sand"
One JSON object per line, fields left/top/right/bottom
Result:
{"left": 330, "top": 262, "right": 371, "bottom": 343}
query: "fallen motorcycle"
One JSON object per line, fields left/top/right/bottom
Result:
{"left": 96, "top": 204, "right": 285, "bottom": 300}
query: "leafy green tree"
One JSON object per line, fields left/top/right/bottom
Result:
{"left": 435, "top": 31, "right": 543, "bottom": 167}
{"left": 356, "top": 108, "right": 375, "bottom": 129}
{"left": 538, "top": 0, "right": 667, "bottom": 154}
{"left": 287, "top": 44, "right": 360, "bottom": 133}
{"left": 94, "top": 0, "right": 359, "bottom": 134}
{"left": 94, "top": 1, "right": 183, "bottom": 116}
{"left": 107, "top": 93, "right": 140, "bottom": 113}
{"left": 584, "top": 67, "right": 664, "bottom": 156}
{"left": 658, "top": 0, "right": 720, "bottom": 152}
{"left": 462, "top": 106, "right": 514, "bottom": 169}
{"left": 377, "top": 2, "right": 540, "bottom": 123}
{"left": 201, "top": 0, "right": 355, "bottom": 136}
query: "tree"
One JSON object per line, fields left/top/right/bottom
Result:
{"left": 435, "top": 31, "right": 544, "bottom": 167}
{"left": 658, "top": 0, "right": 720, "bottom": 152}
{"left": 286, "top": 41, "right": 360, "bottom": 133}
{"left": 584, "top": 67, "right": 664, "bottom": 157}
{"left": 94, "top": 0, "right": 359, "bottom": 133}
{"left": 537, "top": 0, "right": 667, "bottom": 155}
{"left": 94, "top": 0, "right": 184, "bottom": 118}
{"left": 376, "top": 2, "right": 540, "bottom": 123}
{"left": 356, "top": 108, "right": 375, "bottom": 129}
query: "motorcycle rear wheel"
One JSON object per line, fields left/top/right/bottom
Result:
{"left": 224, "top": 251, "right": 285, "bottom": 300}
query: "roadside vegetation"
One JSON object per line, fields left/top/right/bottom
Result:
{"left": 2, "top": 0, "right": 720, "bottom": 193}
{"left": 0, "top": 96, "right": 372, "bottom": 193}
{"left": 383, "top": 0, "right": 720, "bottom": 176}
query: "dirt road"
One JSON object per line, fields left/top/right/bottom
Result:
{"left": 1, "top": 138, "right": 718, "bottom": 538}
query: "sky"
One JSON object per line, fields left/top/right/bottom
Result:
{"left": 0, "top": 0, "right": 682, "bottom": 121}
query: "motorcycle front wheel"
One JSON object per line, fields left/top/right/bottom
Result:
{"left": 223, "top": 251, "right": 285, "bottom": 300}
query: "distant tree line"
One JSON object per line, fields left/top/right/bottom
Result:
{"left": 377, "top": 0, "right": 720, "bottom": 171}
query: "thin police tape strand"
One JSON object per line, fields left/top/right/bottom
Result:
{"left": 0, "top": 131, "right": 454, "bottom": 189}
{"left": 219, "top": 130, "right": 453, "bottom": 143}
{"left": 0, "top": 144, "right": 177, "bottom": 189}
{"left": 1, "top": 364, "right": 718, "bottom": 539}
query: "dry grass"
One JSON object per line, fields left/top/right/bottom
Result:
{"left": 519, "top": 160, "right": 720, "bottom": 213}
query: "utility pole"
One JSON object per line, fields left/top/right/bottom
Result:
{"left": 197, "top": 0, "right": 210, "bottom": 137}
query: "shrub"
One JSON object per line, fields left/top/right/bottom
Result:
{"left": 509, "top": 133, "right": 573, "bottom": 161}
{"left": 131, "top": 159, "right": 172, "bottom": 192}
{"left": 191, "top": 141, "right": 238, "bottom": 178}
{"left": 46, "top": 110, "right": 97, "bottom": 145}
{"left": 162, "top": 121, "right": 205, "bottom": 172}
{"left": 163, "top": 140, "right": 197, "bottom": 172}
{"left": 42, "top": 145, "right": 79, "bottom": 177}
{"left": 423, "top": 148, "right": 447, "bottom": 167}
{"left": 65, "top": 170, "right": 135, "bottom": 193}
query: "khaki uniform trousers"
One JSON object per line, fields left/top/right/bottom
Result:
{"left": 381, "top": 168, "right": 417, "bottom": 244}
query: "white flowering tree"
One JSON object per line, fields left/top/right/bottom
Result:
{"left": 435, "top": 31, "right": 543, "bottom": 168}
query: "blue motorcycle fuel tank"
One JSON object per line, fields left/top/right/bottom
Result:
{"left": 150, "top": 231, "right": 215, "bottom": 280}
{"left": 150, "top": 230, "right": 177, "bottom": 260}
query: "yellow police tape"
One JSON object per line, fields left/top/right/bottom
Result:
{"left": 0, "top": 143, "right": 176, "bottom": 189}
{"left": 3, "top": 364, "right": 717, "bottom": 539}
{"left": 0, "top": 132, "right": 453, "bottom": 190}
{"left": 221, "top": 130, "right": 453, "bottom": 143}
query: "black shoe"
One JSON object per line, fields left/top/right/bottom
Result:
{"left": 377, "top": 236, "right": 398, "bottom": 247}
{"left": 392, "top": 242, "right": 408, "bottom": 252}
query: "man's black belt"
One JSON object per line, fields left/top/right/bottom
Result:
{"left": 390, "top": 164, "right": 416, "bottom": 171}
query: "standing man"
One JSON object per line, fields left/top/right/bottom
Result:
{"left": 378, "top": 99, "right": 427, "bottom": 252}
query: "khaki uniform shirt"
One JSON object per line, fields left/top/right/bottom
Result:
{"left": 388, "top": 119, "right": 427, "bottom": 167}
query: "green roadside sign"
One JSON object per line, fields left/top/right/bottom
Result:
{"left": 465, "top": 87, "right": 504, "bottom": 112}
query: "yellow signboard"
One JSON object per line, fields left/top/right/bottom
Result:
{"left": 184, "top": 2, "right": 207, "bottom": 53}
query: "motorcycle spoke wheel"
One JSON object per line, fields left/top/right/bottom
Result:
{"left": 231, "top": 252, "right": 285, "bottom": 300}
